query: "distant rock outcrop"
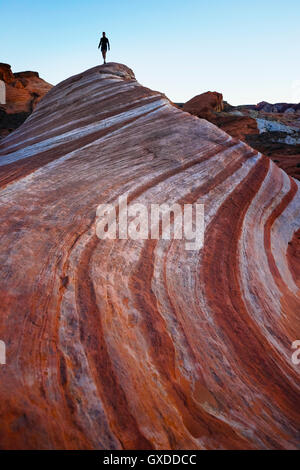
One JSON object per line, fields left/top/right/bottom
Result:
{"left": 0, "top": 63, "right": 52, "bottom": 138}
{"left": 0, "top": 64, "right": 299, "bottom": 450}
{"left": 210, "top": 113, "right": 259, "bottom": 141}
{"left": 255, "top": 101, "right": 300, "bottom": 114}
{"left": 0, "top": 63, "right": 15, "bottom": 83}
{"left": 183, "top": 93, "right": 300, "bottom": 180}
{"left": 183, "top": 91, "right": 224, "bottom": 120}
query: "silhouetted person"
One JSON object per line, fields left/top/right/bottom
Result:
{"left": 98, "top": 32, "right": 110, "bottom": 64}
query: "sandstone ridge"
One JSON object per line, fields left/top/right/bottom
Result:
{"left": 0, "top": 63, "right": 299, "bottom": 450}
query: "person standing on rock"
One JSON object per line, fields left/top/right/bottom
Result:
{"left": 98, "top": 32, "right": 110, "bottom": 64}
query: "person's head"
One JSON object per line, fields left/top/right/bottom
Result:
{"left": 102, "top": 32, "right": 106, "bottom": 37}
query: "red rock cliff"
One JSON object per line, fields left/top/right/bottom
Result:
{"left": 0, "top": 63, "right": 299, "bottom": 450}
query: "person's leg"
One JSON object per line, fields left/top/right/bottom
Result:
{"left": 102, "top": 49, "right": 107, "bottom": 64}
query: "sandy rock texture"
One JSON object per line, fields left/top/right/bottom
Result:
{"left": 182, "top": 91, "right": 300, "bottom": 180}
{"left": 0, "top": 63, "right": 299, "bottom": 450}
{"left": 0, "top": 63, "right": 52, "bottom": 139}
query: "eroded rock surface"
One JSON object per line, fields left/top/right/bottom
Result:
{"left": 0, "top": 63, "right": 52, "bottom": 138}
{"left": 182, "top": 92, "right": 300, "bottom": 180}
{"left": 183, "top": 91, "right": 224, "bottom": 120}
{"left": 0, "top": 63, "right": 299, "bottom": 450}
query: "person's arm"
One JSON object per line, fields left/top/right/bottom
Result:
{"left": 108, "top": 39, "right": 110, "bottom": 50}
{"left": 98, "top": 38, "right": 102, "bottom": 49}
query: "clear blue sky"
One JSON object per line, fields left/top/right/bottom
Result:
{"left": 1, "top": 0, "right": 299, "bottom": 105}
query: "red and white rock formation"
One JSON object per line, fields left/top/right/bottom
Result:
{"left": 0, "top": 63, "right": 299, "bottom": 450}
{"left": 183, "top": 92, "right": 300, "bottom": 180}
